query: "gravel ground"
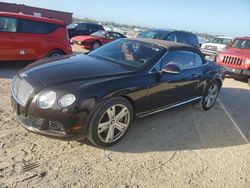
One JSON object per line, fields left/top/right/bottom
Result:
{"left": 0, "top": 55, "right": 249, "bottom": 187}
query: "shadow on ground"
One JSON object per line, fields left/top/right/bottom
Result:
{"left": 100, "top": 87, "right": 250, "bottom": 153}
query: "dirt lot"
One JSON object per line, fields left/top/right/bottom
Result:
{"left": 0, "top": 54, "right": 249, "bottom": 187}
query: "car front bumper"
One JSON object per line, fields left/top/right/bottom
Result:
{"left": 11, "top": 96, "right": 87, "bottom": 140}
{"left": 223, "top": 66, "right": 250, "bottom": 77}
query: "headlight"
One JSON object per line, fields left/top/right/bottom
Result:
{"left": 244, "top": 59, "right": 250, "bottom": 65}
{"left": 58, "top": 94, "right": 76, "bottom": 107}
{"left": 37, "top": 91, "right": 56, "bottom": 109}
{"left": 78, "top": 41, "right": 81, "bottom": 45}
{"left": 218, "top": 54, "right": 224, "bottom": 62}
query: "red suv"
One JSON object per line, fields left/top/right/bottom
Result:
{"left": 216, "top": 37, "right": 250, "bottom": 85}
{"left": 0, "top": 12, "right": 72, "bottom": 62}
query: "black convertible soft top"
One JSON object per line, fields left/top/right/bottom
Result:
{"left": 128, "top": 38, "right": 205, "bottom": 58}
{"left": 128, "top": 38, "right": 196, "bottom": 50}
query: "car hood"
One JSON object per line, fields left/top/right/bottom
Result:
{"left": 72, "top": 35, "right": 98, "bottom": 42}
{"left": 202, "top": 42, "right": 227, "bottom": 49}
{"left": 220, "top": 48, "right": 250, "bottom": 58}
{"left": 20, "top": 54, "right": 133, "bottom": 87}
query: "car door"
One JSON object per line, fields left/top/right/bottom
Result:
{"left": 0, "top": 16, "right": 20, "bottom": 61}
{"left": 17, "top": 19, "right": 50, "bottom": 60}
{"left": 146, "top": 49, "right": 203, "bottom": 111}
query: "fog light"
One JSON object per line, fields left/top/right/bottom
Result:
{"left": 58, "top": 94, "right": 76, "bottom": 107}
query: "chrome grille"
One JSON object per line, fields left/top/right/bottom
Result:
{"left": 12, "top": 76, "right": 33, "bottom": 106}
{"left": 204, "top": 45, "right": 217, "bottom": 51}
{"left": 222, "top": 56, "right": 243, "bottom": 66}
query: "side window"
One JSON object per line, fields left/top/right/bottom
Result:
{"left": 47, "top": 23, "right": 60, "bottom": 33}
{"left": 166, "top": 33, "right": 177, "bottom": 42}
{"left": 194, "top": 53, "right": 203, "bottom": 66}
{"left": 21, "top": 20, "right": 49, "bottom": 34}
{"left": 176, "top": 32, "right": 187, "bottom": 43}
{"left": 77, "top": 23, "right": 87, "bottom": 30}
{"left": 114, "top": 33, "right": 122, "bottom": 38}
{"left": 163, "top": 51, "right": 195, "bottom": 69}
{"left": 188, "top": 33, "right": 199, "bottom": 46}
{"left": 153, "top": 32, "right": 163, "bottom": 39}
{"left": 0, "top": 17, "right": 17, "bottom": 32}
{"left": 87, "top": 24, "right": 99, "bottom": 30}
{"left": 106, "top": 32, "right": 121, "bottom": 39}
{"left": 106, "top": 32, "right": 112, "bottom": 39}
{"left": 112, "top": 33, "right": 122, "bottom": 39}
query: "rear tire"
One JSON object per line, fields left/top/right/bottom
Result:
{"left": 87, "top": 97, "right": 133, "bottom": 147}
{"left": 200, "top": 80, "right": 220, "bottom": 111}
{"left": 47, "top": 50, "right": 65, "bottom": 58}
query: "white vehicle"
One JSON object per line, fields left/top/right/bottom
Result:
{"left": 201, "top": 36, "right": 233, "bottom": 57}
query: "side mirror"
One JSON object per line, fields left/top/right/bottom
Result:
{"left": 161, "top": 64, "right": 181, "bottom": 74}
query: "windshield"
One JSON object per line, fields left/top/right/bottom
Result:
{"left": 211, "top": 37, "right": 232, "bottom": 45}
{"left": 138, "top": 30, "right": 170, "bottom": 40}
{"left": 88, "top": 39, "right": 165, "bottom": 70}
{"left": 231, "top": 39, "right": 250, "bottom": 50}
{"left": 67, "top": 23, "right": 78, "bottom": 29}
{"left": 90, "top": 31, "right": 105, "bottom": 37}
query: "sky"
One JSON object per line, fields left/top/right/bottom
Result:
{"left": 1, "top": 0, "right": 250, "bottom": 37}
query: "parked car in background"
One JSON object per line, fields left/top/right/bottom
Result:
{"left": 198, "top": 37, "right": 209, "bottom": 47}
{"left": 137, "top": 29, "right": 199, "bottom": 48}
{"left": 11, "top": 38, "right": 225, "bottom": 147}
{"left": 0, "top": 12, "right": 72, "bottom": 62}
{"left": 71, "top": 30, "right": 126, "bottom": 50}
{"left": 67, "top": 22, "right": 104, "bottom": 38}
{"left": 216, "top": 37, "right": 250, "bottom": 85}
{"left": 201, "top": 36, "right": 233, "bottom": 58}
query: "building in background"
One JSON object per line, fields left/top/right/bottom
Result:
{"left": 0, "top": 2, "right": 73, "bottom": 25}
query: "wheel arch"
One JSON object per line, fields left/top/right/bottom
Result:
{"left": 93, "top": 40, "right": 102, "bottom": 45}
{"left": 46, "top": 48, "right": 66, "bottom": 57}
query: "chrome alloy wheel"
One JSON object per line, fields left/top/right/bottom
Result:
{"left": 97, "top": 104, "right": 130, "bottom": 143}
{"left": 204, "top": 83, "right": 219, "bottom": 108}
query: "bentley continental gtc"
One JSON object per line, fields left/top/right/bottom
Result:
{"left": 11, "top": 38, "right": 225, "bottom": 147}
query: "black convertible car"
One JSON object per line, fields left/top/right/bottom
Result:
{"left": 11, "top": 38, "right": 225, "bottom": 147}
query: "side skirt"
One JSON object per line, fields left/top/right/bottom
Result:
{"left": 137, "top": 96, "right": 202, "bottom": 118}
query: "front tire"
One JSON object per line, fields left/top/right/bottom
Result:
{"left": 87, "top": 97, "right": 133, "bottom": 147}
{"left": 200, "top": 80, "right": 220, "bottom": 111}
{"left": 92, "top": 41, "right": 101, "bottom": 50}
